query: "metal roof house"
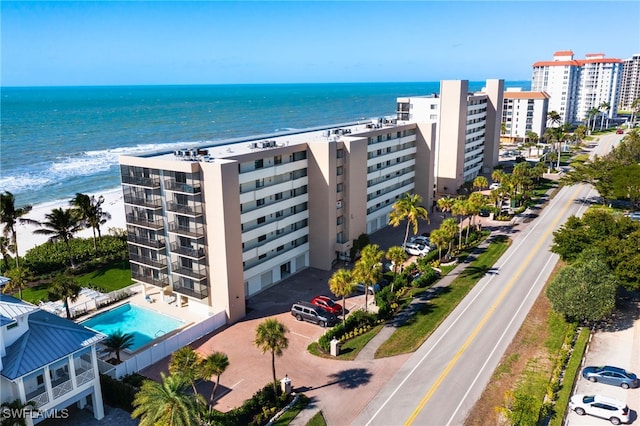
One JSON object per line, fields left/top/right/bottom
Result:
{"left": 0, "top": 294, "right": 106, "bottom": 425}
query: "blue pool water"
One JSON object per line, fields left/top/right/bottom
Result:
{"left": 81, "top": 303, "right": 185, "bottom": 351}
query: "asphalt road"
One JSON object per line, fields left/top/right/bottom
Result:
{"left": 353, "top": 133, "right": 624, "bottom": 426}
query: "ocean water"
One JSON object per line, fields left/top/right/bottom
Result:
{"left": 1, "top": 81, "right": 530, "bottom": 207}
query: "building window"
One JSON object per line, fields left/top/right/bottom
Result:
{"left": 257, "top": 216, "right": 266, "bottom": 224}
{"left": 337, "top": 166, "right": 343, "bottom": 176}
{"left": 336, "top": 149, "right": 344, "bottom": 158}
{"left": 337, "top": 183, "right": 343, "bottom": 193}
{"left": 258, "top": 235, "right": 266, "bottom": 242}
{"left": 259, "top": 254, "right": 267, "bottom": 260}
{"left": 257, "top": 198, "right": 265, "bottom": 206}
{"left": 255, "top": 159, "right": 264, "bottom": 169}
{"left": 337, "top": 216, "right": 344, "bottom": 225}
{"left": 274, "top": 155, "right": 282, "bottom": 165}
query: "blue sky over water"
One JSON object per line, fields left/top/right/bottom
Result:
{"left": 2, "top": 1, "right": 639, "bottom": 86}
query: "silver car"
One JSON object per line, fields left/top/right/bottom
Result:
{"left": 582, "top": 365, "right": 638, "bottom": 389}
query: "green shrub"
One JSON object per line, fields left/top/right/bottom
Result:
{"left": 318, "top": 310, "right": 378, "bottom": 351}
{"left": 99, "top": 374, "right": 137, "bottom": 412}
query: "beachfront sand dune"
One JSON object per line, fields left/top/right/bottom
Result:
{"left": 15, "top": 188, "right": 127, "bottom": 257}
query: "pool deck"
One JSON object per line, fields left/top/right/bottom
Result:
{"left": 74, "top": 284, "right": 210, "bottom": 362}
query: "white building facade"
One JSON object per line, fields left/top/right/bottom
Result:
{"left": 0, "top": 295, "right": 105, "bottom": 426}
{"left": 620, "top": 53, "right": 640, "bottom": 112}
{"left": 501, "top": 89, "right": 550, "bottom": 143}
{"left": 532, "top": 50, "right": 623, "bottom": 124}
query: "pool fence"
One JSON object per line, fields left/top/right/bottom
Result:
{"left": 98, "top": 310, "right": 227, "bottom": 379}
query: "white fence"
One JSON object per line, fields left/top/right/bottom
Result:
{"left": 100, "top": 311, "right": 227, "bottom": 379}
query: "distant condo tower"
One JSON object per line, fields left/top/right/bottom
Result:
{"left": 620, "top": 53, "right": 640, "bottom": 112}
{"left": 531, "top": 50, "right": 623, "bottom": 125}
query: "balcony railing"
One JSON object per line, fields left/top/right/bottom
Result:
{"left": 165, "top": 202, "right": 203, "bottom": 216}
{"left": 169, "top": 242, "right": 205, "bottom": 259}
{"left": 168, "top": 222, "right": 204, "bottom": 237}
{"left": 172, "top": 282, "right": 208, "bottom": 299}
{"left": 131, "top": 270, "right": 169, "bottom": 287}
{"left": 122, "top": 175, "right": 160, "bottom": 188}
{"left": 123, "top": 194, "right": 162, "bottom": 209}
{"left": 26, "top": 389, "right": 49, "bottom": 407}
{"left": 75, "top": 368, "right": 95, "bottom": 386}
{"left": 51, "top": 379, "right": 73, "bottom": 399}
{"left": 171, "top": 263, "right": 207, "bottom": 280}
{"left": 126, "top": 214, "right": 164, "bottom": 230}
{"left": 164, "top": 180, "right": 202, "bottom": 194}
{"left": 128, "top": 253, "right": 168, "bottom": 269}
{"left": 127, "top": 233, "right": 166, "bottom": 249}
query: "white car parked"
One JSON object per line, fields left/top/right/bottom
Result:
{"left": 489, "top": 183, "right": 501, "bottom": 190}
{"left": 403, "top": 242, "right": 431, "bottom": 257}
{"left": 569, "top": 394, "right": 629, "bottom": 425}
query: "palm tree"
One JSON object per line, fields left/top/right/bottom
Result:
{"left": 200, "top": 351, "right": 229, "bottom": 408}
{"left": 385, "top": 246, "right": 407, "bottom": 292}
{"left": 254, "top": 318, "right": 288, "bottom": 395}
{"left": 169, "top": 346, "right": 202, "bottom": 396}
{"left": 388, "top": 193, "right": 429, "bottom": 247}
{"left": 630, "top": 97, "right": 640, "bottom": 128}
{"left": 472, "top": 176, "right": 488, "bottom": 192}
{"left": 467, "top": 192, "right": 485, "bottom": 234}
{"left": 429, "top": 228, "right": 447, "bottom": 261}
{"left": 353, "top": 244, "right": 384, "bottom": 311}
{"left": 451, "top": 198, "right": 468, "bottom": 250}
{"left": 436, "top": 196, "right": 455, "bottom": 219}
{"left": 32, "top": 208, "right": 82, "bottom": 267}
{"left": 599, "top": 101, "right": 610, "bottom": 130}
{"left": 0, "top": 191, "right": 33, "bottom": 268}
{"left": 103, "top": 330, "right": 135, "bottom": 363}
{"left": 70, "top": 193, "right": 111, "bottom": 254}
{"left": 440, "top": 218, "right": 459, "bottom": 258}
{"left": 0, "top": 236, "right": 10, "bottom": 273}
{"left": 49, "top": 273, "right": 81, "bottom": 318}
{"left": 132, "top": 373, "right": 202, "bottom": 426}
{"left": 0, "top": 399, "right": 38, "bottom": 426}
{"left": 2, "top": 266, "right": 31, "bottom": 300}
{"left": 328, "top": 268, "right": 354, "bottom": 326}
{"left": 588, "top": 107, "right": 600, "bottom": 132}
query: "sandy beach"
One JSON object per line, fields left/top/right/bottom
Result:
{"left": 15, "top": 188, "right": 127, "bottom": 256}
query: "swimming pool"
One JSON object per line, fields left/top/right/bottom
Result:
{"left": 81, "top": 303, "right": 186, "bottom": 352}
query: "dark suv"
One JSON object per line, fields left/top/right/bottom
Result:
{"left": 291, "top": 301, "right": 338, "bottom": 327}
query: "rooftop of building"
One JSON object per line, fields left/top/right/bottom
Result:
{"left": 130, "top": 116, "right": 401, "bottom": 163}
{"left": 1, "top": 294, "right": 105, "bottom": 381}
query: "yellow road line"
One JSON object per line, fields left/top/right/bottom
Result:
{"left": 404, "top": 184, "right": 583, "bottom": 425}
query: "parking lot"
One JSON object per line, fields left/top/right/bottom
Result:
{"left": 566, "top": 300, "right": 640, "bottom": 425}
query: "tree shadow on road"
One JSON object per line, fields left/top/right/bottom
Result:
{"left": 299, "top": 368, "right": 373, "bottom": 392}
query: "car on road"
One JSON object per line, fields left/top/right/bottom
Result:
{"left": 616, "top": 129, "right": 624, "bottom": 134}
{"left": 291, "top": 301, "right": 338, "bottom": 327}
{"left": 569, "top": 394, "right": 629, "bottom": 424}
{"left": 582, "top": 365, "right": 638, "bottom": 389}
{"left": 479, "top": 208, "right": 491, "bottom": 217}
{"left": 310, "top": 295, "right": 343, "bottom": 315}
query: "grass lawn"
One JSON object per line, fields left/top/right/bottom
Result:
{"left": 375, "top": 235, "right": 511, "bottom": 357}
{"left": 20, "top": 284, "right": 53, "bottom": 305}
{"left": 75, "top": 260, "right": 133, "bottom": 292}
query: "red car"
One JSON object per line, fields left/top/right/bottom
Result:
{"left": 310, "top": 296, "right": 343, "bottom": 315}
{"left": 616, "top": 129, "right": 624, "bottom": 134}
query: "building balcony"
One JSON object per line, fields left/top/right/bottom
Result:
{"left": 122, "top": 175, "right": 160, "bottom": 188}
{"left": 165, "top": 202, "right": 203, "bottom": 217}
{"left": 26, "top": 388, "right": 49, "bottom": 407}
{"left": 164, "top": 179, "right": 202, "bottom": 194}
{"left": 123, "top": 194, "right": 162, "bottom": 209}
{"left": 131, "top": 270, "right": 169, "bottom": 287}
{"left": 51, "top": 378, "right": 73, "bottom": 400}
{"left": 171, "top": 263, "right": 207, "bottom": 280}
{"left": 126, "top": 214, "right": 164, "bottom": 230}
{"left": 75, "top": 367, "right": 95, "bottom": 387}
{"left": 168, "top": 222, "right": 204, "bottom": 237}
{"left": 127, "top": 233, "right": 166, "bottom": 249}
{"left": 129, "top": 253, "right": 168, "bottom": 270}
{"left": 172, "top": 281, "right": 208, "bottom": 300}
{"left": 169, "top": 242, "right": 205, "bottom": 260}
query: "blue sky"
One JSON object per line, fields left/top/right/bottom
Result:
{"left": 2, "top": 1, "right": 638, "bottom": 86}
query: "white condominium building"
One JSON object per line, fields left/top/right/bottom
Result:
{"left": 532, "top": 50, "right": 623, "bottom": 124}
{"left": 119, "top": 119, "right": 436, "bottom": 323}
{"left": 501, "top": 89, "right": 550, "bottom": 143}
{"left": 620, "top": 53, "right": 640, "bottom": 112}
{"left": 397, "top": 79, "right": 504, "bottom": 195}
